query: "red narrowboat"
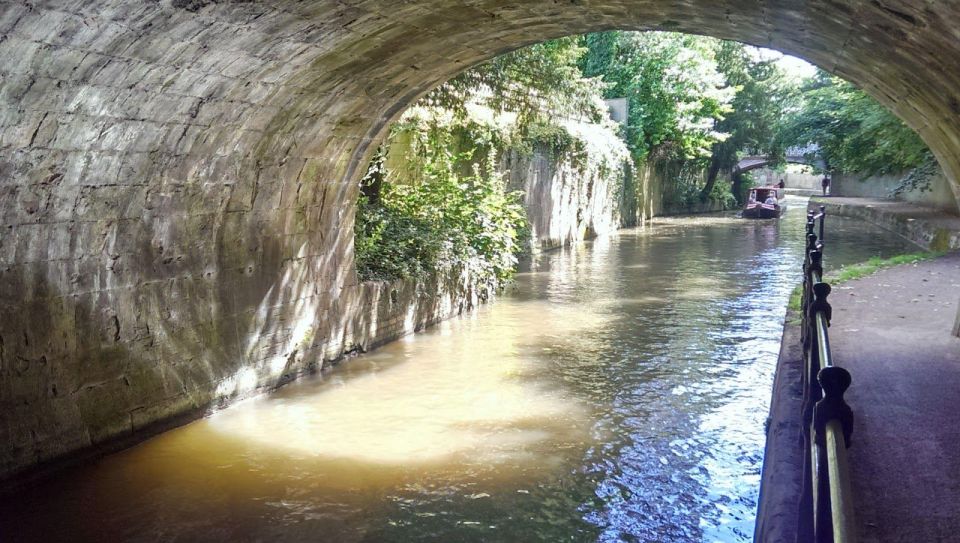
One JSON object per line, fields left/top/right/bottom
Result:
{"left": 742, "top": 186, "right": 786, "bottom": 219}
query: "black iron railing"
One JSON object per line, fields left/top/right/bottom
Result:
{"left": 799, "top": 206, "right": 857, "bottom": 543}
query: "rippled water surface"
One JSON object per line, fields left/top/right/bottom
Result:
{"left": 1, "top": 197, "right": 920, "bottom": 542}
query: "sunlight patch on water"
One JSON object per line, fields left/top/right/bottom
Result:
{"left": 205, "top": 301, "right": 603, "bottom": 466}
{"left": 602, "top": 296, "right": 667, "bottom": 306}
{"left": 651, "top": 215, "right": 747, "bottom": 227}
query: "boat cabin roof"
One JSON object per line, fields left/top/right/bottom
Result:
{"left": 750, "top": 186, "right": 780, "bottom": 196}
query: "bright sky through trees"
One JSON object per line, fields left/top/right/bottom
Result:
{"left": 764, "top": 50, "right": 818, "bottom": 79}
{"left": 747, "top": 46, "right": 818, "bottom": 79}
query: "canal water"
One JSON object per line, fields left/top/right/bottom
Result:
{"left": 1, "top": 196, "right": 920, "bottom": 542}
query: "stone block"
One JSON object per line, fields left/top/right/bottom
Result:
{"left": 75, "top": 376, "right": 135, "bottom": 444}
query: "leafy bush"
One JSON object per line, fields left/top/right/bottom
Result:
{"left": 657, "top": 160, "right": 707, "bottom": 210}
{"left": 707, "top": 176, "right": 738, "bottom": 209}
{"left": 425, "top": 36, "right": 606, "bottom": 123}
{"left": 355, "top": 148, "right": 528, "bottom": 285}
{"left": 520, "top": 121, "right": 578, "bottom": 157}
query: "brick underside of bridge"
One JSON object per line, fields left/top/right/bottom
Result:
{"left": 3, "top": 1, "right": 960, "bottom": 480}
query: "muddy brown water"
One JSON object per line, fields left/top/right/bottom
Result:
{"left": 0, "top": 197, "right": 920, "bottom": 542}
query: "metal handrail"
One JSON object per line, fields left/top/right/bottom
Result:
{"left": 799, "top": 206, "right": 857, "bottom": 543}
{"left": 825, "top": 419, "right": 856, "bottom": 542}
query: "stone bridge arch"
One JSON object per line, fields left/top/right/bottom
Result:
{"left": 736, "top": 145, "right": 827, "bottom": 174}
{"left": 3, "top": 1, "right": 960, "bottom": 478}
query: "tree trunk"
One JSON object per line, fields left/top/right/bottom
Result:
{"left": 699, "top": 153, "right": 722, "bottom": 201}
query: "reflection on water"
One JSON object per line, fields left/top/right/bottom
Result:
{"left": 0, "top": 197, "right": 920, "bottom": 542}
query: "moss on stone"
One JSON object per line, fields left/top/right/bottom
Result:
{"left": 931, "top": 228, "right": 951, "bottom": 252}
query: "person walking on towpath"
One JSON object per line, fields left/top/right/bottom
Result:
{"left": 821, "top": 174, "right": 831, "bottom": 196}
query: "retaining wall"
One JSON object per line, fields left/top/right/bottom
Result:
{"left": 832, "top": 170, "right": 959, "bottom": 214}
{"left": 813, "top": 197, "right": 960, "bottom": 252}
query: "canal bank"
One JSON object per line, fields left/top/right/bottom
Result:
{"left": 756, "top": 197, "right": 960, "bottom": 542}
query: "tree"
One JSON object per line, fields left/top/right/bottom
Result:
{"left": 778, "top": 71, "right": 931, "bottom": 177}
{"left": 580, "top": 31, "right": 734, "bottom": 164}
{"left": 426, "top": 36, "right": 605, "bottom": 122}
{"left": 701, "top": 43, "right": 795, "bottom": 202}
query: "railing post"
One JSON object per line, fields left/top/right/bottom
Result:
{"left": 813, "top": 366, "right": 854, "bottom": 543}
{"left": 803, "top": 248, "right": 824, "bottom": 355}
{"left": 814, "top": 367, "right": 853, "bottom": 448}
{"left": 819, "top": 205, "right": 826, "bottom": 244}
{"left": 804, "top": 281, "right": 831, "bottom": 424}
{"left": 809, "top": 282, "right": 832, "bottom": 329}
{"left": 803, "top": 282, "right": 830, "bottom": 414}
{"left": 808, "top": 249, "right": 824, "bottom": 285}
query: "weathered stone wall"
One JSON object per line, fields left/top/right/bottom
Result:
{"left": 504, "top": 146, "right": 629, "bottom": 250}
{"left": 630, "top": 161, "right": 661, "bottom": 223}
{"left": 814, "top": 197, "right": 960, "bottom": 252}
{"left": 634, "top": 161, "right": 734, "bottom": 218}
{"left": 341, "top": 270, "right": 488, "bottom": 358}
{"left": 753, "top": 166, "right": 823, "bottom": 191}
{"left": 4, "top": 0, "right": 960, "bottom": 479}
{"left": 378, "top": 105, "right": 632, "bottom": 252}
{"left": 832, "top": 170, "right": 960, "bottom": 214}
{"left": 504, "top": 117, "right": 631, "bottom": 250}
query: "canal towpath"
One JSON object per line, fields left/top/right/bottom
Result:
{"left": 758, "top": 252, "right": 960, "bottom": 542}
{"left": 834, "top": 251, "right": 960, "bottom": 542}
{"left": 758, "top": 196, "right": 960, "bottom": 542}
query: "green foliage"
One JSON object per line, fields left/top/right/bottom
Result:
{"left": 355, "top": 146, "right": 528, "bottom": 284}
{"left": 890, "top": 153, "right": 939, "bottom": 195}
{"left": 707, "top": 177, "right": 738, "bottom": 209}
{"left": 386, "top": 111, "right": 505, "bottom": 186}
{"left": 712, "top": 43, "right": 795, "bottom": 167}
{"left": 520, "top": 121, "right": 578, "bottom": 156}
{"left": 657, "top": 160, "right": 732, "bottom": 210}
{"left": 356, "top": 36, "right": 629, "bottom": 284}
{"left": 581, "top": 31, "right": 734, "bottom": 163}
{"left": 426, "top": 37, "right": 605, "bottom": 122}
{"left": 512, "top": 121, "right": 590, "bottom": 173}
{"left": 779, "top": 72, "right": 931, "bottom": 176}
{"left": 697, "top": 42, "right": 797, "bottom": 202}
{"left": 581, "top": 32, "right": 792, "bottom": 207}
{"left": 826, "top": 252, "right": 943, "bottom": 284}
